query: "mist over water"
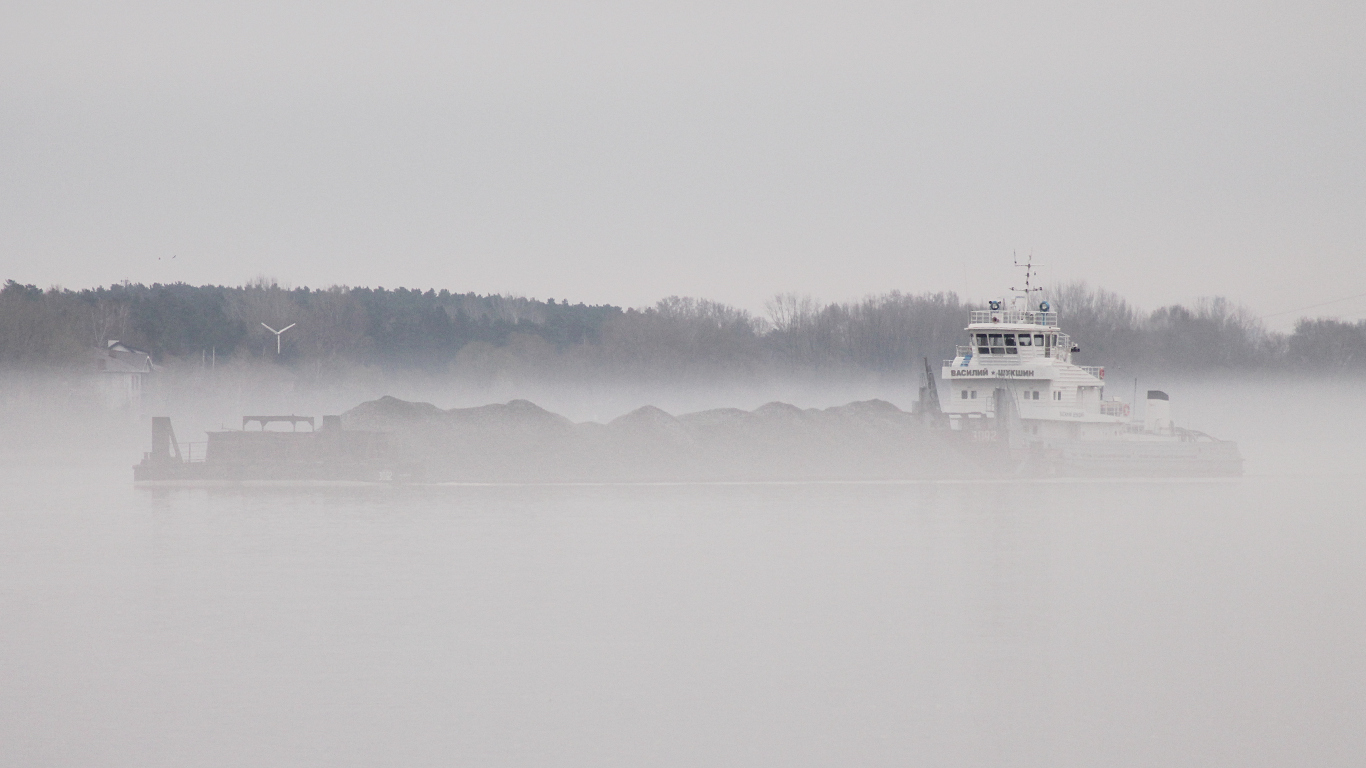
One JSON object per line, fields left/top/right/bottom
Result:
{"left": 2, "top": 377, "right": 1365, "bottom": 766}
{"left": 6, "top": 0, "right": 1363, "bottom": 758}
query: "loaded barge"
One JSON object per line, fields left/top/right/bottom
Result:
{"left": 133, "top": 415, "right": 397, "bottom": 484}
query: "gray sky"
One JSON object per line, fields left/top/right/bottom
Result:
{"left": 3, "top": 1, "right": 1362, "bottom": 329}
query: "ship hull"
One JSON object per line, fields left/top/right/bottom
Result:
{"left": 949, "top": 429, "right": 1243, "bottom": 477}
{"left": 133, "top": 461, "right": 399, "bottom": 484}
{"left": 1021, "top": 439, "right": 1243, "bottom": 477}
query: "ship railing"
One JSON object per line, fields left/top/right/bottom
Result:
{"left": 1080, "top": 365, "right": 1105, "bottom": 380}
{"left": 969, "top": 310, "right": 1057, "bottom": 326}
{"left": 1099, "top": 400, "right": 1129, "bottom": 417}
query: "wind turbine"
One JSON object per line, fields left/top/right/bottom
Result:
{"left": 261, "top": 322, "right": 296, "bottom": 354}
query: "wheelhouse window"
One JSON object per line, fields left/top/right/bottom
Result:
{"left": 975, "top": 333, "right": 989, "bottom": 354}
{"left": 1034, "top": 334, "right": 1044, "bottom": 345}
{"left": 988, "top": 334, "right": 1004, "bottom": 355}
{"left": 1018, "top": 334, "right": 1032, "bottom": 346}
{"left": 1004, "top": 333, "right": 1018, "bottom": 353}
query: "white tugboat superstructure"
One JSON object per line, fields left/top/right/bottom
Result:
{"left": 936, "top": 260, "right": 1241, "bottom": 475}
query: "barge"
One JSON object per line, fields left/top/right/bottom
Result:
{"left": 133, "top": 415, "right": 399, "bottom": 484}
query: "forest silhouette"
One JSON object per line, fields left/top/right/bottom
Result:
{"left": 2, "top": 277, "right": 1361, "bottom": 380}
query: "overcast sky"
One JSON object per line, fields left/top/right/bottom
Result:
{"left": 2, "top": 1, "right": 1362, "bottom": 329}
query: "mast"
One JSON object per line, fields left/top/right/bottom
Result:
{"left": 1010, "top": 253, "right": 1045, "bottom": 311}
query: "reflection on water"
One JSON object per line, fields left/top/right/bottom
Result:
{"left": 2, "top": 460, "right": 1364, "bottom": 767}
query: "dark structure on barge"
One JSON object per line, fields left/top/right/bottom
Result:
{"left": 134, "top": 415, "right": 395, "bottom": 483}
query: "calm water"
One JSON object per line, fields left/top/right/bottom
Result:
{"left": 2, "top": 450, "right": 1364, "bottom": 767}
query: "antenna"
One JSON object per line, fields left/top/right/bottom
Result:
{"left": 260, "top": 322, "right": 296, "bottom": 355}
{"left": 1010, "top": 253, "right": 1045, "bottom": 309}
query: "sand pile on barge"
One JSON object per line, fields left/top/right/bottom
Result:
{"left": 342, "top": 396, "right": 963, "bottom": 482}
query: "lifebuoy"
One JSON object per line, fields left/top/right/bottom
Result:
{"left": 1039, "top": 300, "right": 1050, "bottom": 312}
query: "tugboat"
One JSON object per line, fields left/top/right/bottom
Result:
{"left": 133, "top": 415, "right": 399, "bottom": 484}
{"left": 933, "top": 261, "right": 1242, "bottom": 476}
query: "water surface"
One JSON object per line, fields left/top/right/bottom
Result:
{"left": 2, "top": 453, "right": 1363, "bottom": 767}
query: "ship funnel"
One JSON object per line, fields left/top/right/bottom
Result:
{"left": 1144, "top": 390, "right": 1172, "bottom": 435}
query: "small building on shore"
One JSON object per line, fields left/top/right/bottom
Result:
{"left": 94, "top": 340, "right": 156, "bottom": 409}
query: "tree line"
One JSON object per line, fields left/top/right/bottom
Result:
{"left": 1, "top": 278, "right": 1362, "bottom": 377}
